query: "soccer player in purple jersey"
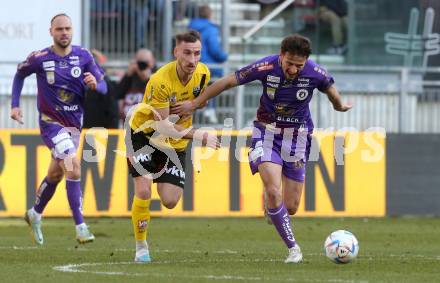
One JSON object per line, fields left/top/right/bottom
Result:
{"left": 172, "top": 34, "right": 352, "bottom": 263}
{"left": 10, "top": 14, "right": 105, "bottom": 245}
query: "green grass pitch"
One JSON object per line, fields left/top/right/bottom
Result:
{"left": 1, "top": 217, "right": 439, "bottom": 282}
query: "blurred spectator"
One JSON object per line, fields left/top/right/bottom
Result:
{"left": 319, "top": 0, "right": 348, "bottom": 55}
{"left": 116, "top": 48, "right": 156, "bottom": 124}
{"left": 174, "top": 0, "right": 198, "bottom": 20}
{"left": 189, "top": 4, "right": 228, "bottom": 124}
{"left": 83, "top": 49, "right": 119, "bottom": 129}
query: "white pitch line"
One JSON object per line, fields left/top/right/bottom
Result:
{"left": 0, "top": 246, "right": 38, "bottom": 250}
{"left": 52, "top": 261, "right": 370, "bottom": 283}
{"left": 114, "top": 248, "right": 238, "bottom": 254}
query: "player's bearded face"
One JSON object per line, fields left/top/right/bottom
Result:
{"left": 50, "top": 16, "right": 73, "bottom": 49}
{"left": 280, "top": 52, "right": 307, "bottom": 80}
{"left": 175, "top": 41, "right": 202, "bottom": 75}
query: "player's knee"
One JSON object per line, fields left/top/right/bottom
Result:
{"left": 162, "top": 199, "right": 178, "bottom": 209}
{"left": 63, "top": 157, "right": 81, "bottom": 179}
{"left": 47, "top": 172, "right": 63, "bottom": 184}
{"left": 265, "top": 185, "right": 282, "bottom": 202}
{"left": 66, "top": 169, "right": 81, "bottom": 180}
{"left": 286, "top": 200, "right": 300, "bottom": 215}
{"left": 286, "top": 205, "right": 299, "bottom": 215}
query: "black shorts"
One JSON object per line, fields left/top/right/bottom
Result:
{"left": 126, "top": 129, "right": 187, "bottom": 189}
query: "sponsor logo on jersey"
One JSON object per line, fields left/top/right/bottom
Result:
{"left": 267, "top": 82, "right": 279, "bottom": 88}
{"left": 296, "top": 77, "right": 310, "bottom": 87}
{"left": 71, "top": 66, "right": 82, "bottom": 78}
{"left": 46, "top": 71, "right": 55, "bottom": 84}
{"left": 266, "top": 87, "right": 276, "bottom": 100}
{"left": 296, "top": 89, "right": 309, "bottom": 101}
{"left": 69, "top": 56, "right": 80, "bottom": 65}
{"left": 59, "top": 61, "right": 68, "bottom": 69}
{"left": 63, "top": 105, "right": 79, "bottom": 111}
{"left": 281, "top": 80, "right": 293, "bottom": 88}
{"left": 43, "top": 61, "right": 55, "bottom": 72}
{"left": 70, "top": 60, "right": 80, "bottom": 66}
{"left": 313, "top": 66, "right": 327, "bottom": 76}
{"left": 267, "top": 75, "right": 281, "bottom": 83}
{"left": 276, "top": 116, "right": 301, "bottom": 123}
{"left": 238, "top": 68, "right": 252, "bottom": 80}
{"left": 257, "top": 64, "right": 274, "bottom": 71}
{"left": 58, "top": 89, "right": 73, "bottom": 103}
{"left": 274, "top": 103, "right": 295, "bottom": 116}
{"left": 43, "top": 61, "right": 55, "bottom": 68}
{"left": 296, "top": 83, "right": 309, "bottom": 87}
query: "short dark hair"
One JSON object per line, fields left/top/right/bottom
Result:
{"left": 175, "top": 30, "right": 201, "bottom": 45}
{"left": 281, "top": 34, "right": 312, "bottom": 58}
{"left": 199, "top": 5, "right": 212, "bottom": 19}
{"left": 51, "top": 13, "right": 71, "bottom": 25}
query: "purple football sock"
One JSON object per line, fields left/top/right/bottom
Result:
{"left": 267, "top": 204, "right": 296, "bottom": 249}
{"left": 33, "top": 177, "right": 58, "bottom": 214}
{"left": 66, "top": 179, "right": 84, "bottom": 225}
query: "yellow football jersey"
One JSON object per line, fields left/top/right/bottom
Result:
{"left": 130, "top": 60, "right": 210, "bottom": 151}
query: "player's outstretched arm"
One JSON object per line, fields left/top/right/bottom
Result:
{"left": 323, "top": 85, "right": 353, "bottom": 112}
{"left": 171, "top": 73, "right": 238, "bottom": 116}
{"left": 150, "top": 107, "right": 220, "bottom": 149}
{"left": 10, "top": 73, "right": 26, "bottom": 124}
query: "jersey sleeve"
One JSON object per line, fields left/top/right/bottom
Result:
{"left": 234, "top": 59, "right": 271, "bottom": 85}
{"left": 316, "top": 68, "right": 335, "bottom": 92}
{"left": 145, "top": 76, "right": 170, "bottom": 109}
{"left": 16, "top": 51, "right": 40, "bottom": 78}
{"left": 83, "top": 48, "right": 104, "bottom": 81}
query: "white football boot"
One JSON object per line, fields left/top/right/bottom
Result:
{"left": 285, "top": 245, "right": 303, "bottom": 263}
{"left": 24, "top": 209, "right": 44, "bottom": 245}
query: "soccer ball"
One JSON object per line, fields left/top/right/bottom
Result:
{"left": 324, "top": 230, "right": 359, "bottom": 264}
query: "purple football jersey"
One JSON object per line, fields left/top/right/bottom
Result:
{"left": 16, "top": 45, "right": 103, "bottom": 129}
{"left": 235, "top": 55, "right": 334, "bottom": 130}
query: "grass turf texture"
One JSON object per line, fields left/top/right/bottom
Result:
{"left": 1, "top": 217, "right": 439, "bottom": 283}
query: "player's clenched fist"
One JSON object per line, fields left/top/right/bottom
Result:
{"left": 10, "top": 107, "right": 23, "bottom": 124}
{"left": 83, "top": 72, "right": 97, "bottom": 90}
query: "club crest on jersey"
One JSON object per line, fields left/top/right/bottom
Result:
{"left": 71, "top": 66, "right": 82, "bottom": 78}
{"left": 46, "top": 71, "right": 55, "bottom": 84}
{"left": 170, "top": 93, "right": 177, "bottom": 105}
{"left": 296, "top": 89, "right": 309, "bottom": 101}
{"left": 192, "top": 86, "right": 201, "bottom": 96}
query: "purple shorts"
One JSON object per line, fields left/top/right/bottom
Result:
{"left": 39, "top": 121, "right": 81, "bottom": 160}
{"left": 248, "top": 122, "right": 312, "bottom": 182}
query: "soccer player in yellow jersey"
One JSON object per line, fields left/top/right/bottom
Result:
{"left": 126, "top": 30, "right": 219, "bottom": 263}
